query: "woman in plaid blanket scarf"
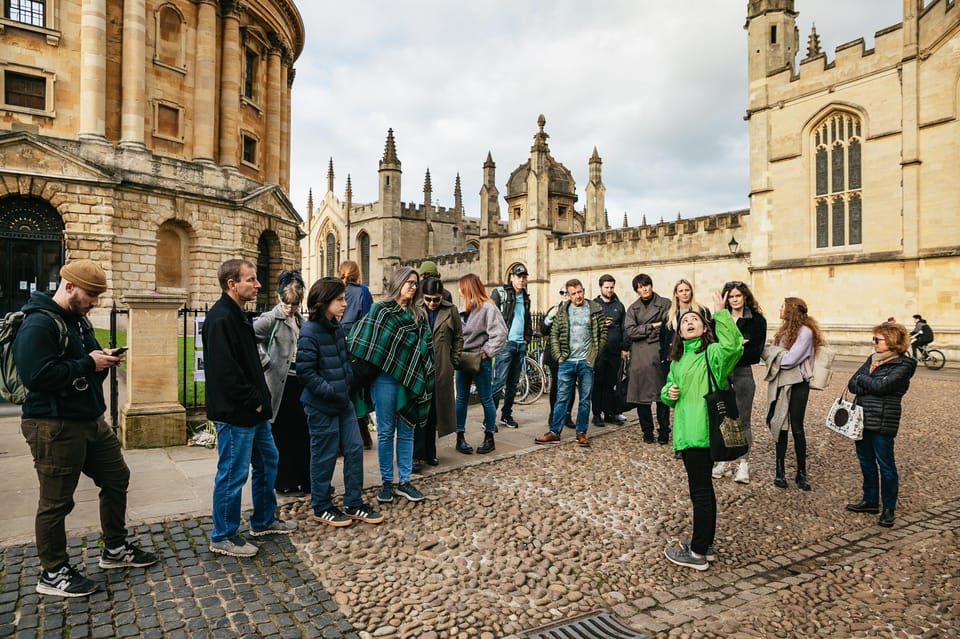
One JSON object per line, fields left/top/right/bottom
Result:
{"left": 349, "top": 267, "right": 435, "bottom": 504}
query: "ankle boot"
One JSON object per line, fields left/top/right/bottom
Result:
{"left": 476, "top": 432, "right": 495, "bottom": 455}
{"left": 774, "top": 431, "right": 788, "bottom": 488}
{"left": 456, "top": 433, "right": 474, "bottom": 455}
{"left": 795, "top": 470, "right": 811, "bottom": 491}
{"left": 794, "top": 431, "right": 810, "bottom": 490}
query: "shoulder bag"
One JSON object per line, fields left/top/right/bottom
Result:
{"left": 705, "top": 359, "right": 748, "bottom": 462}
{"left": 456, "top": 351, "right": 483, "bottom": 375}
{"left": 807, "top": 345, "right": 837, "bottom": 391}
{"left": 824, "top": 391, "right": 864, "bottom": 440}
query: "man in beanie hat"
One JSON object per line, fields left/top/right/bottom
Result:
{"left": 204, "top": 259, "right": 296, "bottom": 559}
{"left": 419, "top": 260, "right": 452, "bottom": 303}
{"left": 13, "top": 259, "right": 158, "bottom": 597}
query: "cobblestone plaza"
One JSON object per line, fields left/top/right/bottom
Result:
{"left": 2, "top": 362, "right": 958, "bottom": 637}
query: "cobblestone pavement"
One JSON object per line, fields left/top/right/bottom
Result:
{"left": 2, "top": 363, "right": 958, "bottom": 638}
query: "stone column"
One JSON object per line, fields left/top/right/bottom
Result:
{"left": 120, "top": 0, "right": 146, "bottom": 148}
{"left": 218, "top": 1, "right": 242, "bottom": 167}
{"left": 279, "top": 62, "right": 291, "bottom": 191}
{"left": 119, "top": 292, "right": 188, "bottom": 449}
{"left": 193, "top": 0, "right": 218, "bottom": 161}
{"left": 264, "top": 35, "right": 283, "bottom": 184}
{"left": 79, "top": 0, "right": 107, "bottom": 141}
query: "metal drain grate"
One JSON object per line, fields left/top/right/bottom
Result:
{"left": 523, "top": 611, "right": 652, "bottom": 639}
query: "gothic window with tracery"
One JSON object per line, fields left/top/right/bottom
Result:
{"left": 358, "top": 231, "right": 370, "bottom": 284}
{"left": 325, "top": 233, "right": 336, "bottom": 278}
{"left": 813, "top": 112, "right": 862, "bottom": 248}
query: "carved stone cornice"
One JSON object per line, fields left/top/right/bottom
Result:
{"left": 220, "top": 0, "right": 243, "bottom": 19}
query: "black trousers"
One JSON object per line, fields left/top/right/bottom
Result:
{"left": 637, "top": 402, "right": 671, "bottom": 439}
{"left": 413, "top": 400, "right": 438, "bottom": 462}
{"left": 591, "top": 353, "right": 620, "bottom": 419}
{"left": 768, "top": 381, "right": 810, "bottom": 471}
{"left": 681, "top": 446, "right": 716, "bottom": 556}
{"left": 22, "top": 417, "right": 130, "bottom": 570}
{"left": 273, "top": 375, "right": 311, "bottom": 492}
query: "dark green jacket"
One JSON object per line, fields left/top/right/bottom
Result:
{"left": 549, "top": 300, "right": 608, "bottom": 368}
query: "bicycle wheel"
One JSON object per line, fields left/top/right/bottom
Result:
{"left": 923, "top": 349, "right": 945, "bottom": 370}
{"left": 516, "top": 357, "right": 545, "bottom": 404}
{"left": 514, "top": 369, "right": 530, "bottom": 403}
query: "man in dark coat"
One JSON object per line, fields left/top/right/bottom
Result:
{"left": 624, "top": 273, "right": 671, "bottom": 443}
{"left": 14, "top": 260, "right": 157, "bottom": 597}
{"left": 204, "top": 259, "right": 296, "bottom": 559}
{"left": 592, "top": 274, "right": 629, "bottom": 425}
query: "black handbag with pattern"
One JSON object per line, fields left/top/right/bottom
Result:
{"left": 705, "top": 361, "right": 748, "bottom": 462}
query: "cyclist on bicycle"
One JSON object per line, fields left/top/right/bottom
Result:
{"left": 909, "top": 314, "right": 934, "bottom": 359}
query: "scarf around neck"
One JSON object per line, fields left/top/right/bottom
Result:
{"left": 869, "top": 349, "right": 897, "bottom": 372}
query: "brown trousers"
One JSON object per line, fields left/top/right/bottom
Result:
{"left": 21, "top": 417, "right": 130, "bottom": 570}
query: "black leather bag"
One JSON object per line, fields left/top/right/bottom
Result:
{"left": 612, "top": 359, "right": 636, "bottom": 414}
{"left": 456, "top": 351, "right": 483, "bottom": 375}
{"left": 705, "top": 361, "right": 748, "bottom": 462}
{"left": 350, "top": 355, "right": 380, "bottom": 393}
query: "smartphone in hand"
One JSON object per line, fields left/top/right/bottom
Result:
{"left": 112, "top": 347, "right": 128, "bottom": 355}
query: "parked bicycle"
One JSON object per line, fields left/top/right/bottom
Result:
{"left": 513, "top": 355, "right": 547, "bottom": 405}
{"left": 915, "top": 342, "right": 946, "bottom": 370}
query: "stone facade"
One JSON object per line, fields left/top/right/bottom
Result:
{"left": 0, "top": 0, "right": 306, "bottom": 319}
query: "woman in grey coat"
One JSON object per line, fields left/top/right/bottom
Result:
{"left": 254, "top": 271, "right": 309, "bottom": 494}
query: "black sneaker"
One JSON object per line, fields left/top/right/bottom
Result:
{"left": 499, "top": 416, "right": 519, "bottom": 429}
{"left": 344, "top": 503, "right": 385, "bottom": 524}
{"left": 592, "top": 416, "right": 605, "bottom": 427}
{"left": 313, "top": 507, "right": 352, "bottom": 527}
{"left": 377, "top": 482, "right": 394, "bottom": 503}
{"left": 37, "top": 564, "right": 98, "bottom": 597}
{"left": 395, "top": 481, "right": 425, "bottom": 502}
{"left": 99, "top": 541, "right": 159, "bottom": 569}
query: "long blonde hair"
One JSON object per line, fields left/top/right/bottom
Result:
{"left": 667, "top": 279, "right": 709, "bottom": 330}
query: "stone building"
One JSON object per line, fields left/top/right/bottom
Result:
{"left": 0, "top": 0, "right": 306, "bottom": 319}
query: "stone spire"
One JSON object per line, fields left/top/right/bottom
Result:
{"left": 423, "top": 168, "right": 432, "bottom": 203}
{"left": 306, "top": 188, "right": 313, "bottom": 223}
{"left": 345, "top": 174, "right": 352, "bottom": 220}
{"left": 326, "top": 158, "right": 334, "bottom": 193}
{"left": 380, "top": 128, "right": 400, "bottom": 167}
{"left": 805, "top": 23, "right": 822, "bottom": 58}
{"left": 622, "top": 212, "right": 629, "bottom": 228}
{"left": 454, "top": 173, "right": 463, "bottom": 213}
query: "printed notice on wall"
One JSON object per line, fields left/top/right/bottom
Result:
{"left": 193, "top": 317, "right": 206, "bottom": 382}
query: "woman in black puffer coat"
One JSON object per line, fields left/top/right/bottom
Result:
{"left": 844, "top": 322, "right": 917, "bottom": 529}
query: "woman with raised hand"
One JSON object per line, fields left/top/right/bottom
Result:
{"left": 845, "top": 322, "right": 916, "bottom": 528}
{"left": 711, "top": 281, "right": 766, "bottom": 485}
{"left": 660, "top": 290, "right": 743, "bottom": 571}
{"left": 254, "top": 270, "right": 309, "bottom": 494}
{"left": 764, "top": 297, "right": 824, "bottom": 491}
{"left": 454, "top": 273, "right": 507, "bottom": 455}
{"left": 413, "top": 276, "right": 463, "bottom": 470}
{"left": 349, "top": 267, "right": 434, "bottom": 504}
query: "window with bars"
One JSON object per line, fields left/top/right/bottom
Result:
{"left": 358, "top": 232, "right": 370, "bottom": 284}
{"left": 813, "top": 112, "right": 862, "bottom": 248}
{"left": 325, "top": 234, "right": 336, "bottom": 278}
{"left": 5, "top": 0, "right": 45, "bottom": 27}
{"left": 4, "top": 70, "right": 45, "bottom": 110}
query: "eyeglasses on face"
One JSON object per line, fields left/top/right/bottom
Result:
{"left": 872, "top": 336, "right": 886, "bottom": 344}
{"left": 423, "top": 295, "right": 442, "bottom": 304}
{"left": 403, "top": 279, "right": 418, "bottom": 288}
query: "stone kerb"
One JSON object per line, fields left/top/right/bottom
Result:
{"left": 119, "top": 290, "right": 188, "bottom": 449}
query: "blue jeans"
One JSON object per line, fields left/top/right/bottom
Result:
{"left": 305, "top": 404, "right": 364, "bottom": 514}
{"left": 855, "top": 430, "right": 899, "bottom": 511}
{"left": 211, "top": 420, "right": 279, "bottom": 542}
{"left": 455, "top": 357, "right": 496, "bottom": 434}
{"left": 550, "top": 359, "right": 594, "bottom": 434}
{"left": 371, "top": 372, "right": 414, "bottom": 484}
{"left": 493, "top": 341, "right": 525, "bottom": 419}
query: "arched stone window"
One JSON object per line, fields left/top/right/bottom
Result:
{"left": 256, "top": 232, "right": 280, "bottom": 309}
{"left": 357, "top": 231, "right": 370, "bottom": 284}
{"left": 813, "top": 112, "right": 862, "bottom": 248}
{"left": 155, "top": 4, "right": 185, "bottom": 70}
{"left": 156, "top": 221, "right": 190, "bottom": 289}
{"left": 325, "top": 233, "right": 336, "bottom": 277}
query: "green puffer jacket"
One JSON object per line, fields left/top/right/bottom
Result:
{"left": 549, "top": 300, "right": 608, "bottom": 368}
{"left": 660, "top": 310, "right": 743, "bottom": 451}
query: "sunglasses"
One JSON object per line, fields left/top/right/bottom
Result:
{"left": 725, "top": 281, "right": 745, "bottom": 289}
{"left": 872, "top": 336, "right": 885, "bottom": 344}
{"left": 423, "top": 295, "right": 442, "bottom": 304}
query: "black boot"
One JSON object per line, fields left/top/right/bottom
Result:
{"left": 456, "top": 433, "right": 474, "bottom": 455}
{"left": 878, "top": 509, "right": 895, "bottom": 527}
{"left": 794, "top": 431, "right": 811, "bottom": 490}
{"left": 476, "top": 432, "right": 495, "bottom": 455}
{"left": 774, "top": 431, "right": 788, "bottom": 488}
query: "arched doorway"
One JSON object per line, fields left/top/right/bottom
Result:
{"left": 0, "top": 196, "right": 64, "bottom": 315}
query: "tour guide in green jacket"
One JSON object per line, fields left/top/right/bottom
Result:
{"left": 660, "top": 294, "right": 743, "bottom": 571}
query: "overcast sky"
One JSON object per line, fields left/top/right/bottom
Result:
{"left": 289, "top": 1, "right": 906, "bottom": 228}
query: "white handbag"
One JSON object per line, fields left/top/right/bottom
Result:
{"left": 825, "top": 391, "right": 864, "bottom": 440}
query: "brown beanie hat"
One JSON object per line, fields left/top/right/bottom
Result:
{"left": 60, "top": 260, "right": 108, "bottom": 294}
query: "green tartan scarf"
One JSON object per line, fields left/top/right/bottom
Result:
{"left": 349, "top": 300, "right": 434, "bottom": 428}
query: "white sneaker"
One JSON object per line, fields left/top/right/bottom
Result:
{"left": 711, "top": 462, "right": 728, "bottom": 479}
{"left": 734, "top": 461, "right": 750, "bottom": 484}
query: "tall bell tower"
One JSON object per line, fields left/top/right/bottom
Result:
{"left": 745, "top": 0, "right": 798, "bottom": 110}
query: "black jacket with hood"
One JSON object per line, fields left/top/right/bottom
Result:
{"left": 491, "top": 284, "right": 532, "bottom": 343}
{"left": 847, "top": 354, "right": 917, "bottom": 438}
{"left": 13, "top": 291, "right": 106, "bottom": 420}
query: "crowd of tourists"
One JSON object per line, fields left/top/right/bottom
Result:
{"left": 10, "top": 258, "right": 921, "bottom": 597}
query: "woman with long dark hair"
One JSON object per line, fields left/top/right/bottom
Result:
{"left": 297, "top": 277, "right": 383, "bottom": 527}
{"left": 254, "top": 271, "right": 309, "bottom": 494}
{"left": 764, "top": 297, "right": 824, "bottom": 490}
{"left": 711, "top": 281, "right": 766, "bottom": 484}
{"left": 413, "top": 276, "right": 463, "bottom": 469}
{"left": 349, "top": 267, "right": 434, "bottom": 504}
{"left": 845, "top": 322, "right": 916, "bottom": 528}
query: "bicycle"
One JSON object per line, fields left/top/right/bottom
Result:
{"left": 914, "top": 342, "right": 946, "bottom": 370}
{"left": 514, "top": 355, "right": 547, "bottom": 405}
